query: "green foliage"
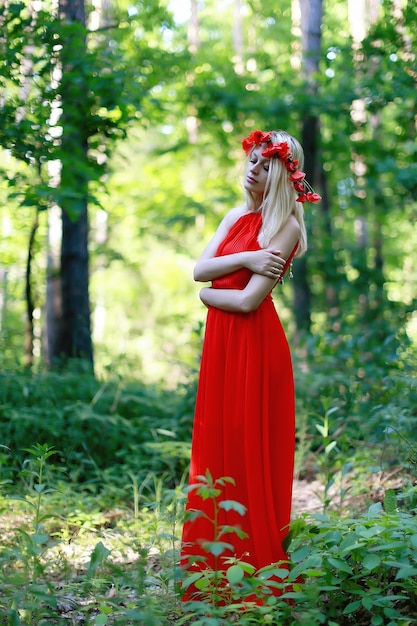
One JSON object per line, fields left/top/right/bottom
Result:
{"left": 181, "top": 472, "right": 417, "bottom": 625}
{"left": 0, "top": 0, "right": 417, "bottom": 621}
{"left": 1, "top": 0, "right": 417, "bottom": 376}
{"left": 0, "top": 354, "right": 415, "bottom": 623}
{"left": 293, "top": 325, "right": 417, "bottom": 483}
{"left": 0, "top": 0, "right": 182, "bottom": 219}
{"left": 182, "top": 471, "right": 294, "bottom": 618}
{"left": 286, "top": 492, "right": 417, "bottom": 625}
{"left": 0, "top": 368, "right": 194, "bottom": 489}
{"left": 0, "top": 445, "right": 184, "bottom": 624}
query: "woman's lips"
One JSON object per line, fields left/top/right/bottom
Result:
{"left": 246, "top": 176, "right": 257, "bottom": 184}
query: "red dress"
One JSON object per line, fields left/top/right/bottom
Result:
{"left": 181, "top": 211, "right": 297, "bottom": 599}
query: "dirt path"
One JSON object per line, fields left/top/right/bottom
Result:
{"left": 292, "top": 478, "right": 324, "bottom": 516}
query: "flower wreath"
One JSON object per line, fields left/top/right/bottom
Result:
{"left": 242, "top": 130, "right": 322, "bottom": 204}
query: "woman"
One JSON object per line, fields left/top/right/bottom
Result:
{"left": 180, "top": 129, "right": 320, "bottom": 600}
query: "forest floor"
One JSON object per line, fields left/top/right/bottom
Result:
{"left": 1, "top": 467, "right": 411, "bottom": 624}
{"left": 292, "top": 465, "right": 406, "bottom": 517}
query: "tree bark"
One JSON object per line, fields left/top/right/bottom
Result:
{"left": 24, "top": 210, "right": 39, "bottom": 367}
{"left": 293, "top": 0, "right": 323, "bottom": 333}
{"left": 45, "top": 203, "right": 64, "bottom": 364}
{"left": 59, "top": 208, "right": 93, "bottom": 361}
{"left": 54, "top": 0, "right": 94, "bottom": 366}
{"left": 349, "top": 0, "right": 384, "bottom": 325}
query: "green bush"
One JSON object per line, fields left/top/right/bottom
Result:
{"left": 0, "top": 369, "right": 194, "bottom": 491}
{"left": 286, "top": 490, "right": 417, "bottom": 625}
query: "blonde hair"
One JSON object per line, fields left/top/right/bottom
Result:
{"left": 244, "top": 130, "right": 307, "bottom": 256}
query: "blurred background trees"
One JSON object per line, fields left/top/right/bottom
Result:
{"left": 0, "top": 7, "right": 416, "bottom": 621}
{"left": 0, "top": 0, "right": 416, "bottom": 382}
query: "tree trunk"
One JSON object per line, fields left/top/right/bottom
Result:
{"left": 59, "top": 208, "right": 93, "bottom": 361}
{"left": 0, "top": 269, "right": 7, "bottom": 332}
{"left": 54, "top": 0, "right": 94, "bottom": 366}
{"left": 349, "top": 0, "right": 384, "bottom": 326}
{"left": 368, "top": 112, "right": 387, "bottom": 322}
{"left": 293, "top": 0, "right": 323, "bottom": 333}
{"left": 25, "top": 209, "right": 40, "bottom": 367}
{"left": 45, "top": 203, "right": 64, "bottom": 364}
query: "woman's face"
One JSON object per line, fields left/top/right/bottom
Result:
{"left": 244, "top": 144, "right": 270, "bottom": 198}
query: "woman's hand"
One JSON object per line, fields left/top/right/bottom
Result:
{"left": 244, "top": 249, "right": 285, "bottom": 279}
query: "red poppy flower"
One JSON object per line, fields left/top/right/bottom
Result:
{"left": 294, "top": 182, "right": 305, "bottom": 192}
{"left": 262, "top": 141, "right": 289, "bottom": 159}
{"left": 306, "top": 192, "right": 322, "bottom": 203}
{"left": 242, "top": 130, "right": 272, "bottom": 153}
{"left": 285, "top": 159, "right": 299, "bottom": 172}
{"left": 241, "top": 130, "right": 321, "bottom": 204}
{"left": 289, "top": 170, "right": 306, "bottom": 182}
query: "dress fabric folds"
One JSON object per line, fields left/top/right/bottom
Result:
{"left": 181, "top": 212, "right": 296, "bottom": 599}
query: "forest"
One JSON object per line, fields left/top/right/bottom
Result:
{"left": 0, "top": 0, "right": 416, "bottom": 624}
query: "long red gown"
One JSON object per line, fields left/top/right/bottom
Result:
{"left": 181, "top": 211, "right": 297, "bottom": 600}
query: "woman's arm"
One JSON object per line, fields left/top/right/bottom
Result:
{"left": 200, "top": 215, "right": 301, "bottom": 313}
{"left": 200, "top": 274, "right": 275, "bottom": 312}
{"left": 194, "top": 207, "right": 286, "bottom": 282}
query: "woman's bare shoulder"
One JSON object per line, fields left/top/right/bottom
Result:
{"left": 269, "top": 214, "right": 301, "bottom": 256}
{"left": 271, "top": 214, "right": 300, "bottom": 242}
{"left": 286, "top": 213, "right": 302, "bottom": 233}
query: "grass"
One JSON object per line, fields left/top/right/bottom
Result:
{"left": 0, "top": 329, "right": 416, "bottom": 624}
{"left": 0, "top": 447, "right": 185, "bottom": 625}
{"left": 0, "top": 441, "right": 416, "bottom": 625}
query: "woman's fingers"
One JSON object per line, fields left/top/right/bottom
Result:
{"left": 272, "top": 259, "right": 285, "bottom": 272}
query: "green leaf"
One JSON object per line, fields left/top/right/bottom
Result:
{"left": 342, "top": 600, "right": 361, "bottom": 615}
{"left": 315, "top": 424, "right": 327, "bottom": 436}
{"left": 218, "top": 500, "right": 247, "bottom": 515}
{"left": 86, "top": 541, "right": 111, "bottom": 579}
{"left": 218, "top": 524, "right": 248, "bottom": 540}
{"left": 195, "top": 576, "right": 211, "bottom": 590}
{"left": 9, "top": 495, "right": 34, "bottom": 507}
{"left": 367, "top": 502, "right": 383, "bottom": 517}
{"left": 327, "top": 557, "right": 353, "bottom": 574}
{"left": 7, "top": 609, "right": 22, "bottom": 626}
{"left": 383, "top": 488, "right": 397, "bottom": 514}
{"left": 370, "top": 541, "right": 408, "bottom": 552}
{"left": 362, "top": 595, "right": 375, "bottom": 611}
{"left": 98, "top": 604, "right": 112, "bottom": 615}
{"left": 287, "top": 562, "right": 308, "bottom": 582}
{"left": 325, "top": 441, "right": 337, "bottom": 455}
{"left": 226, "top": 565, "right": 244, "bottom": 584}
{"left": 199, "top": 487, "right": 222, "bottom": 500}
{"left": 395, "top": 565, "right": 417, "bottom": 580}
{"left": 291, "top": 545, "right": 310, "bottom": 563}
{"left": 363, "top": 554, "right": 381, "bottom": 571}
{"left": 201, "top": 540, "right": 233, "bottom": 557}
{"left": 32, "top": 533, "right": 50, "bottom": 545}
{"left": 357, "top": 526, "right": 380, "bottom": 539}
{"left": 182, "top": 572, "right": 204, "bottom": 589}
{"left": 95, "top": 616, "right": 108, "bottom": 626}
{"left": 236, "top": 561, "right": 256, "bottom": 575}
{"left": 257, "top": 566, "right": 290, "bottom": 580}
{"left": 200, "top": 619, "right": 223, "bottom": 626}
{"left": 215, "top": 476, "right": 236, "bottom": 487}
